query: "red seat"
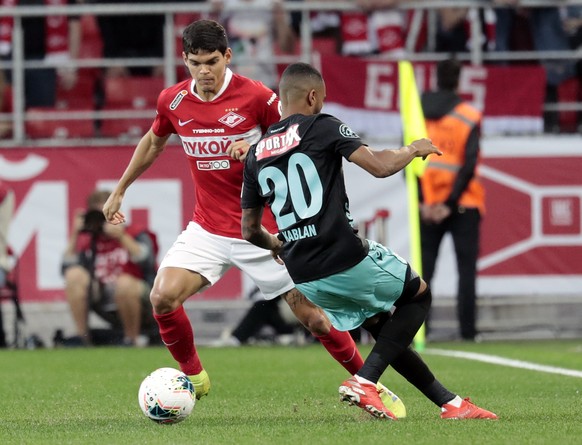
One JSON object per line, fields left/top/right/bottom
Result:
{"left": 104, "top": 76, "right": 164, "bottom": 109}
{"left": 26, "top": 107, "right": 94, "bottom": 139}
{"left": 99, "top": 105, "right": 154, "bottom": 139}
{"left": 56, "top": 73, "right": 98, "bottom": 110}
{"left": 100, "top": 76, "right": 161, "bottom": 138}
{"left": 313, "top": 37, "right": 338, "bottom": 55}
{"left": 558, "top": 78, "right": 580, "bottom": 133}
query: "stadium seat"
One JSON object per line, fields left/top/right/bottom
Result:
{"left": 55, "top": 73, "right": 98, "bottom": 110}
{"left": 312, "top": 37, "right": 338, "bottom": 55}
{"left": 558, "top": 78, "right": 581, "bottom": 133}
{"left": 103, "top": 76, "right": 164, "bottom": 109}
{"left": 25, "top": 107, "right": 95, "bottom": 139}
{"left": 98, "top": 105, "right": 154, "bottom": 139}
{"left": 100, "top": 76, "right": 162, "bottom": 138}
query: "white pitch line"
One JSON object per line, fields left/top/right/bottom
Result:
{"left": 425, "top": 348, "right": 582, "bottom": 378}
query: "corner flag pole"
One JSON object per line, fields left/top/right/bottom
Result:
{"left": 398, "top": 61, "right": 427, "bottom": 352}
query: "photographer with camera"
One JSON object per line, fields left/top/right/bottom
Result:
{"left": 62, "top": 190, "right": 157, "bottom": 346}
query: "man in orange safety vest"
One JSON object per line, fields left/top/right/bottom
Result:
{"left": 420, "top": 58, "right": 485, "bottom": 342}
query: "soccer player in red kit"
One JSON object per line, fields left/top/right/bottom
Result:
{"left": 102, "top": 19, "right": 404, "bottom": 415}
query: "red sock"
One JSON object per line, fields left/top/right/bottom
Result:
{"left": 315, "top": 326, "right": 364, "bottom": 375}
{"left": 154, "top": 305, "right": 203, "bottom": 375}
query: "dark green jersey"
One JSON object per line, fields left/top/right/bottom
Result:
{"left": 242, "top": 113, "right": 369, "bottom": 283}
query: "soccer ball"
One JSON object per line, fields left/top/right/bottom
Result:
{"left": 138, "top": 367, "right": 196, "bottom": 424}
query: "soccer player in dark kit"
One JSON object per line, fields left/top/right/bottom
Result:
{"left": 241, "top": 62, "right": 498, "bottom": 421}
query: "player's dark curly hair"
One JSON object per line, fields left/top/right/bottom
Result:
{"left": 182, "top": 19, "right": 228, "bottom": 55}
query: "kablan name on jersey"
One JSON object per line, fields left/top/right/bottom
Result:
{"left": 280, "top": 224, "right": 317, "bottom": 242}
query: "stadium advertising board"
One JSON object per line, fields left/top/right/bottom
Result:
{"left": 1, "top": 146, "right": 242, "bottom": 302}
{"left": 2, "top": 145, "right": 580, "bottom": 301}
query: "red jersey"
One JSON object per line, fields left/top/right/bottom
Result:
{"left": 76, "top": 226, "right": 146, "bottom": 285}
{"left": 152, "top": 69, "right": 280, "bottom": 238}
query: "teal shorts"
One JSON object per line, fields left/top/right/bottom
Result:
{"left": 296, "top": 240, "right": 409, "bottom": 332}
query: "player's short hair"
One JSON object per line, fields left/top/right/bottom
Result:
{"left": 182, "top": 19, "right": 228, "bottom": 56}
{"left": 437, "top": 58, "right": 461, "bottom": 91}
{"left": 279, "top": 63, "right": 324, "bottom": 100}
{"left": 86, "top": 190, "right": 110, "bottom": 210}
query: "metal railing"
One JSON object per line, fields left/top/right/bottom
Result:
{"left": 1, "top": 0, "right": 582, "bottom": 147}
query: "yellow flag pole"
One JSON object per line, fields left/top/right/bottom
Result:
{"left": 398, "top": 61, "right": 427, "bottom": 352}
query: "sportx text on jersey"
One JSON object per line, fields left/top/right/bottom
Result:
{"left": 242, "top": 113, "right": 370, "bottom": 283}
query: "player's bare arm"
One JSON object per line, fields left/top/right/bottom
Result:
{"left": 348, "top": 137, "right": 441, "bottom": 178}
{"left": 241, "top": 207, "right": 284, "bottom": 264}
{"left": 103, "top": 129, "right": 171, "bottom": 224}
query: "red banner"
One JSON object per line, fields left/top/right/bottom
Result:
{"left": 480, "top": 156, "right": 582, "bottom": 275}
{"left": 3, "top": 140, "right": 581, "bottom": 302}
{"left": 2, "top": 146, "right": 242, "bottom": 302}
{"left": 341, "top": 137, "right": 582, "bottom": 297}
{"left": 318, "top": 55, "right": 546, "bottom": 137}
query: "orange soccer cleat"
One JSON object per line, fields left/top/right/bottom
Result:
{"left": 441, "top": 397, "right": 498, "bottom": 420}
{"left": 339, "top": 377, "right": 398, "bottom": 420}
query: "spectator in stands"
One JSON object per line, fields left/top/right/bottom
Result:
{"left": 0, "top": 4, "right": 10, "bottom": 115}
{"left": 303, "top": 1, "right": 342, "bottom": 54}
{"left": 306, "top": 0, "right": 407, "bottom": 57}
{"left": 563, "top": 5, "right": 582, "bottom": 42}
{"left": 0, "top": 0, "right": 82, "bottom": 109}
{"left": 309, "top": 0, "right": 456, "bottom": 57}
{"left": 93, "top": 0, "right": 203, "bottom": 79}
{"left": 208, "top": 0, "right": 297, "bottom": 89}
{"left": 435, "top": 7, "right": 470, "bottom": 53}
{"left": 528, "top": 7, "right": 575, "bottom": 133}
{"left": 94, "top": 0, "right": 166, "bottom": 78}
{"left": 62, "top": 189, "right": 157, "bottom": 346}
{"left": 434, "top": 4, "right": 496, "bottom": 54}
{"left": 492, "top": 1, "right": 576, "bottom": 133}
{"left": 349, "top": 0, "right": 408, "bottom": 56}
{"left": 492, "top": 0, "right": 523, "bottom": 54}
{"left": 0, "top": 69, "right": 12, "bottom": 138}
{"left": 563, "top": 5, "right": 582, "bottom": 133}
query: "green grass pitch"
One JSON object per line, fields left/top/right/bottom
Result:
{"left": 1, "top": 340, "right": 581, "bottom": 445}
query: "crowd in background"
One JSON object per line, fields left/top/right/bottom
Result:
{"left": 0, "top": 0, "right": 581, "bottom": 139}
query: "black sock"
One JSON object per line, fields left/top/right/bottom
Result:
{"left": 391, "top": 347, "right": 456, "bottom": 407}
{"left": 418, "top": 379, "right": 456, "bottom": 407}
{"left": 357, "top": 287, "right": 432, "bottom": 383}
